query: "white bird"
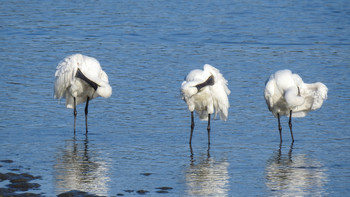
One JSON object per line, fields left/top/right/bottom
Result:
{"left": 181, "top": 64, "right": 230, "bottom": 145}
{"left": 54, "top": 54, "right": 112, "bottom": 133}
{"left": 264, "top": 69, "right": 328, "bottom": 142}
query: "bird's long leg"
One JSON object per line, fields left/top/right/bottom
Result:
{"left": 189, "top": 112, "right": 194, "bottom": 144}
{"left": 189, "top": 143, "right": 194, "bottom": 159}
{"left": 277, "top": 113, "right": 282, "bottom": 143}
{"left": 207, "top": 114, "right": 211, "bottom": 145}
{"left": 289, "top": 110, "right": 294, "bottom": 142}
{"left": 85, "top": 97, "right": 90, "bottom": 134}
{"left": 74, "top": 97, "right": 77, "bottom": 134}
{"left": 288, "top": 140, "right": 294, "bottom": 161}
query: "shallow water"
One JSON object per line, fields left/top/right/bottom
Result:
{"left": 1, "top": 0, "right": 350, "bottom": 196}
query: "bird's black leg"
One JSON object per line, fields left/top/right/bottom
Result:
{"left": 277, "top": 113, "right": 282, "bottom": 143}
{"left": 74, "top": 97, "right": 77, "bottom": 134}
{"left": 207, "top": 114, "right": 211, "bottom": 145}
{"left": 189, "top": 112, "right": 195, "bottom": 144}
{"left": 189, "top": 143, "right": 194, "bottom": 160}
{"left": 85, "top": 97, "right": 90, "bottom": 134}
{"left": 289, "top": 110, "right": 294, "bottom": 142}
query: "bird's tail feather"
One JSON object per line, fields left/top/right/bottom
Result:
{"left": 309, "top": 82, "right": 328, "bottom": 110}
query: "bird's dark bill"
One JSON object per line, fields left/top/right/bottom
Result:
{"left": 195, "top": 75, "right": 214, "bottom": 91}
{"left": 75, "top": 68, "right": 99, "bottom": 90}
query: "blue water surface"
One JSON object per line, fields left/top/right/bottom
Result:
{"left": 0, "top": 0, "right": 350, "bottom": 196}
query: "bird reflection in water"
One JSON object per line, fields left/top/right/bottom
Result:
{"left": 186, "top": 145, "right": 230, "bottom": 196}
{"left": 54, "top": 135, "right": 110, "bottom": 196}
{"left": 265, "top": 142, "right": 327, "bottom": 196}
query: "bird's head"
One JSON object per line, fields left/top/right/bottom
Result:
{"left": 76, "top": 68, "right": 112, "bottom": 98}
{"left": 181, "top": 75, "right": 214, "bottom": 99}
{"left": 96, "top": 83, "right": 112, "bottom": 98}
{"left": 181, "top": 81, "right": 199, "bottom": 99}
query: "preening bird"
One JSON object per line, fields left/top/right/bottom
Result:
{"left": 181, "top": 64, "right": 230, "bottom": 145}
{"left": 264, "top": 69, "right": 328, "bottom": 142}
{"left": 54, "top": 54, "right": 112, "bottom": 133}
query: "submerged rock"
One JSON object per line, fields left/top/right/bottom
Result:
{"left": 140, "top": 173, "right": 152, "bottom": 176}
{"left": 57, "top": 190, "right": 104, "bottom": 197}
{"left": 156, "top": 187, "right": 173, "bottom": 190}
{"left": 136, "top": 190, "right": 149, "bottom": 195}
{"left": 156, "top": 186, "right": 173, "bottom": 194}
{"left": 0, "top": 187, "right": 42, "bottom": 196}
{"left": 0, "top": 172, "right": 9, "bottom": 181}
{"left": 7, "top": 182, "right": 40, "bottom": 191}
{"left": 0, "top": 160, "right": 14, "bottom": 163}
{"left": 156, "top": 190, "right": 169, "bottom": 193}
{"left": 0, "top": 187, "right": 16, "bottom": 195}
{"left": 0, "top": 165, "right": 42, "bottom": 196}
{"left": 6, "top": 172, "right": 41, "bottom": 182}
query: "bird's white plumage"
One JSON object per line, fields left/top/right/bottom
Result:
{"left": 181, "top": 64, "right": 230, "bottom": 121}
{"left": 264, "top": 69, "right": 327, "bottom": 118}
{"left": 54, "top": 54, "right": 112, "bottom": 108}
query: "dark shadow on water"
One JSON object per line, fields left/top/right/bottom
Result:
{"left": 186, "top": 144, "right": 229, "bottom": 196}
{"left": 53, "top": 134, "right": 110, "bottom": 196}
{"left": 265, "top": 141, "right": 328, "bottom": 196}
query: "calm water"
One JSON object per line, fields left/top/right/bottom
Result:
{"left": 1, "top": 0, "right": 350, "bottom": 196}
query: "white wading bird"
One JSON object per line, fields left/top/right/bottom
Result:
{"left": 181, "top": 64, "right": 230, "bottom": 145}
{"left": 54, "top": 54, "right": 112, "bottom": 133}
{"left": 264, "top": 69, "right": 327, "bottom": 142}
